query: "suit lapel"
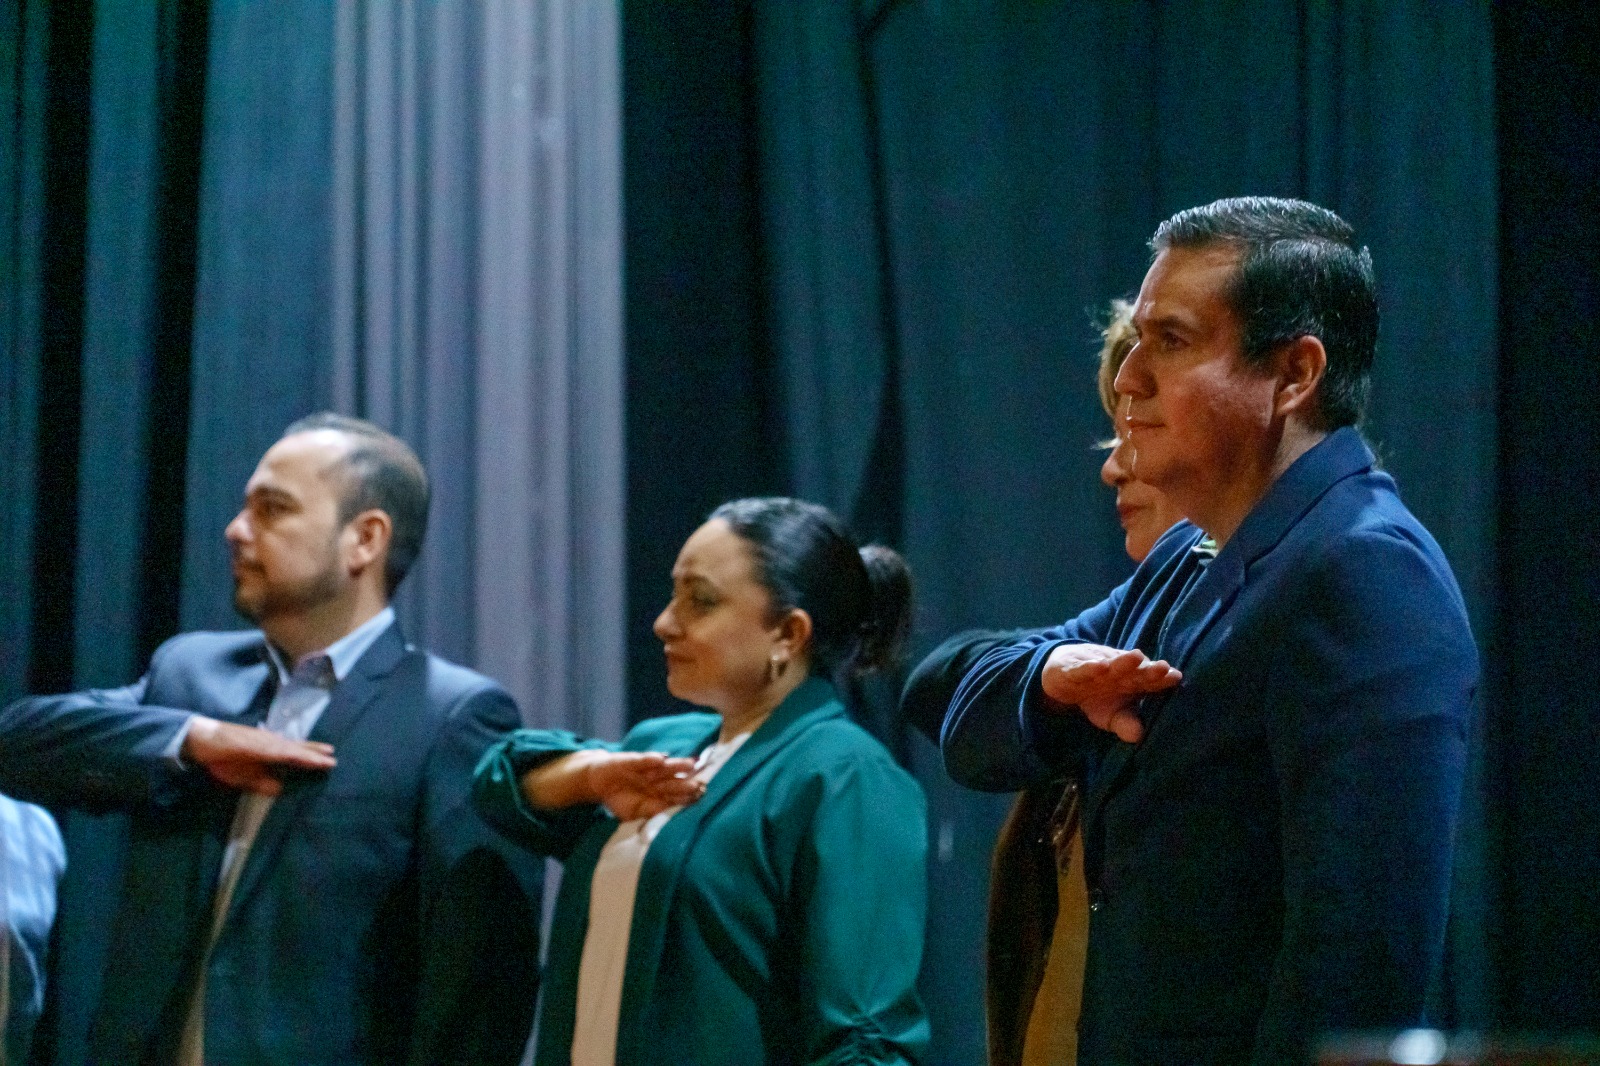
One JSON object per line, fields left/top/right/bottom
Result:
{"left": 614, "top": 678, "right": 840, "bottom": 1062}
{"left": 1083, "top": 429, "right": 1378, "bottom": 828}
{"left": 1092, "top": 549, "right": 1243, "bottom": 799}
{"left": 220, "top": 623, "right": 409, "bottom": 925}
{"left": 91, "top": 646, "right": 279, "bottom": 1057}
{"left": 1155, "top": 549, "right": 1242, "bottom": 674}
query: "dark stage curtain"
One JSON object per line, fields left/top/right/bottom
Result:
{"left": 2, "top": 0, "right": 625, "bottom": 760}
{"left": 1492, "top": 1, "right": 1600, "bottom": 1032}
{"left": 4, "top": 0, "right": 1597, "bottom": 1061}
{"left": 3, "top": 2, "right": 621, "bottom": 1062}
{"left": 176, "top": 0, "right": 626, "bottom": 741}
{"left": 625, "top": 1, "right": 1511, "bottom": 1060}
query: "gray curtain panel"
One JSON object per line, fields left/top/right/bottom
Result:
{"left": 2, "top": 3, "right": 622, "bottom": 1062}
{"left": 179, "top": 0, "right": 624, "bottom": 737}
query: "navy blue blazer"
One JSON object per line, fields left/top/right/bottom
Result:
{"left": 941, "top": 428, "right": 1479, "bottom": 1065}
{"left": 0, "top": 622, "right": 541, "bottom": 1066}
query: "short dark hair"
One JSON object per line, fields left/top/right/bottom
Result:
{"left": 709, "top": 497, "right": 912, "bottom": 680}
{"left": 281, "top": 412, "right": 430, "bottom": 595}
{"left": 1151, "top": 196, "right": 1378, "bottom": 429}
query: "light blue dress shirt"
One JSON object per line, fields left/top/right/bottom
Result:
{"left": 0, "top": 794, "right": 65, "bottom": 1065}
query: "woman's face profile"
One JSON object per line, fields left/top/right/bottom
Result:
{"left": 653, "top": 519, "right": 786, "bottom": 713}
{"left": 1100, "top": 432, "right": 1186, "bottom": 563}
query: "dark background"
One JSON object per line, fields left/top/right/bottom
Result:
{"left": 5, "top": 1, "right": 1597, "bottom": 1062}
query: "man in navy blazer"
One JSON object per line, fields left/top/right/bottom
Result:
{"left": 938, "top": 198, "right": 1478, "bottom": 1064}
{"left": 0, "top": 414, "right": 541, "bottom": 1065}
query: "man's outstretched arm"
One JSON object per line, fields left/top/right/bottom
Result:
{"left": 900, "top": 629, "right": 1032, "bottom": 747}
{"left": 937, "top": 581, "right": 1180, "bottom": 791}
{"left": 0, "top": 682, "right": 334, "bottom": 808}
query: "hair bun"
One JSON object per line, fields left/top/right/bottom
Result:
{"left": 853, "top": 544, "right": 912, "bottom": 675}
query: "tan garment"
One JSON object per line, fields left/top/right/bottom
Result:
{"left": 986, "top": 779, "right": 1086, "bottom": 1066}
{"left": 1021, "top": 829, "right": 1088, "bottom": 1066}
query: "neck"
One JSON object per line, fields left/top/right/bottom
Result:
{"left": 1191, "top": 421, "right": 1326, "bottom": 548}
{"left": 718, "top": 666, "right": 807, "bottom": 743}
{"left": 262, "top": 587, "right": 388, "bottom": 663}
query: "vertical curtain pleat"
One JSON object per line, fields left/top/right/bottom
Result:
{"left": 747, "top": 1, "right": 1498, "bottom": 1054}
{"left": 329, "top": 0, "right": 624, "bottom": 736}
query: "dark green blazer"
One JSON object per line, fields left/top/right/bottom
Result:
{"left": 474, "top": 677, "right": 929, "bottom": 1066}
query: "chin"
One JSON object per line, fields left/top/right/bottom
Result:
{"left": 232, "top": 588, "right": 264, "bottom": 624}
{"left": 662, "top": 670, "right": 696, "bottom": 704}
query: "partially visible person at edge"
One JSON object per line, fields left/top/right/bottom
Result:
{"left": 935, "top": 198, "right": 1478, "bottom": 1063}
{"left": 0, "top": 413, "right": 542, "bottom": 1066}
{"left": 900, "top": 298, "right": 1185, "bottom": 1066}
{"left": 473, "top": 497, "right": 929, "bottom": 1066}
{"left": 0, "top": 794, "right": 64, "bottom": 1065}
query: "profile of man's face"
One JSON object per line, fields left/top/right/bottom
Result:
{"left": 224, "top": 431, "right": 354, "bottom": 625}
{"left": 1116, "top": 244, "right": 1281, "bottom": 518}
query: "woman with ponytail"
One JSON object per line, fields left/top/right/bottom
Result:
{"left": 473, "top": 498, "right": 928, "bottom": 1066}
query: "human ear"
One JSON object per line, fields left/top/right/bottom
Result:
{"left": 345, "top": 509, "right": 393, "bottom": 576}
{"left": 1274, "top": 335, "right": 1327, "bottom": 420}
{"left": 771, "top": 608, "right": 814, "bottom": 664}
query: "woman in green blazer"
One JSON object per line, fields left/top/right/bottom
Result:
{"left": 474, "top": 497, "right": 929, "bottom": 1066}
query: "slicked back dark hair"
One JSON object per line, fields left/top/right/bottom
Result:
{"left": 281, "top": 412, "right": 430, "bottom": 596}
{"left": 709, "top": 497, "right": 913, "bottom": 681}
{"left": 1152, "top": 196, "right": 1378, "bottom": 429}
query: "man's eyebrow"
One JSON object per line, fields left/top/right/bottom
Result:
{"left": 247, "top": 485, "right": 296, "bottom": 505}
{"left": 1138, "top": 309, "right": 1196, "bottom": 335}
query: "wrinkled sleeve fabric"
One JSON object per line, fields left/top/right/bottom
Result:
{"left": 1254, "top": 528, "right": 1478, "bottom": 1061}
{"left": 939, "top": 584, "right": 1128, "bottom": 792}
{"left": 899, "top": 629, "right": 1031, "bottom": 747}
{"left": 0, "top": 641, "right": 198, "bottom": 810}
{"left": 791, "top": 751, "right": 930, "bottom": 1066}
{"left": 471, "top": 729, "right": 618, "bottom": 861}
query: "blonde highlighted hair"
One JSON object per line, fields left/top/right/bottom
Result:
{"left": 1096, "top": 298, "right": 1137, "bottom": 424}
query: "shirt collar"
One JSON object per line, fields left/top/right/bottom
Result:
{"left": 264, "top": 606, "right": 397, "bottom": 686}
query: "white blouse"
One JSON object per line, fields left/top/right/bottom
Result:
{"left": 570, "top": 731, "right": 752, "bottom": 1066}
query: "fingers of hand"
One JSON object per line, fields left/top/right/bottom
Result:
{"left": 597, "top": 752, "right": 705, "bottom": 811}
{"left": 608, "top": 753, "right": 696, "bottom": 791}
{"left": 608, "top": 778, "right": 702, "bottom": 819}
{"left": 1119, "top": 657, "right": 1180, "bottom": 693}
{"left": 253, "top": 731, "right": 337, "bottom": 769}
{"left": 1056, "top": 654, "right": 1180, "bottom": 700}
{"left": 191, "top": 721, "right": 335, "bottom": 785}
{"left": 1079, "top": 697, "right": 1145, "bottom": 743}
{"left": 1049, "top": 643, "right": 1124, "bottom": 671}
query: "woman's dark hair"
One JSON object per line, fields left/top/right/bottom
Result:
{"left": 709, "top": 497, "right": 912, "bottom": 679}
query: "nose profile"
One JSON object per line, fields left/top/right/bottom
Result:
{"left": 652, "top": 603, "right": 677, "bottom": 642}
{"left": 1113, "top": 339, "right": 1152, "bottom": 403}
{"left": 225, "top": 510, "right": 248, "bottom": 546}
{"left": 1102, "top": 437, "right": 1134, "bottom": 488}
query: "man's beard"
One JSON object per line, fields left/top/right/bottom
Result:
{"left": 233, "top": 560, "right": 345, "bottom": 625}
